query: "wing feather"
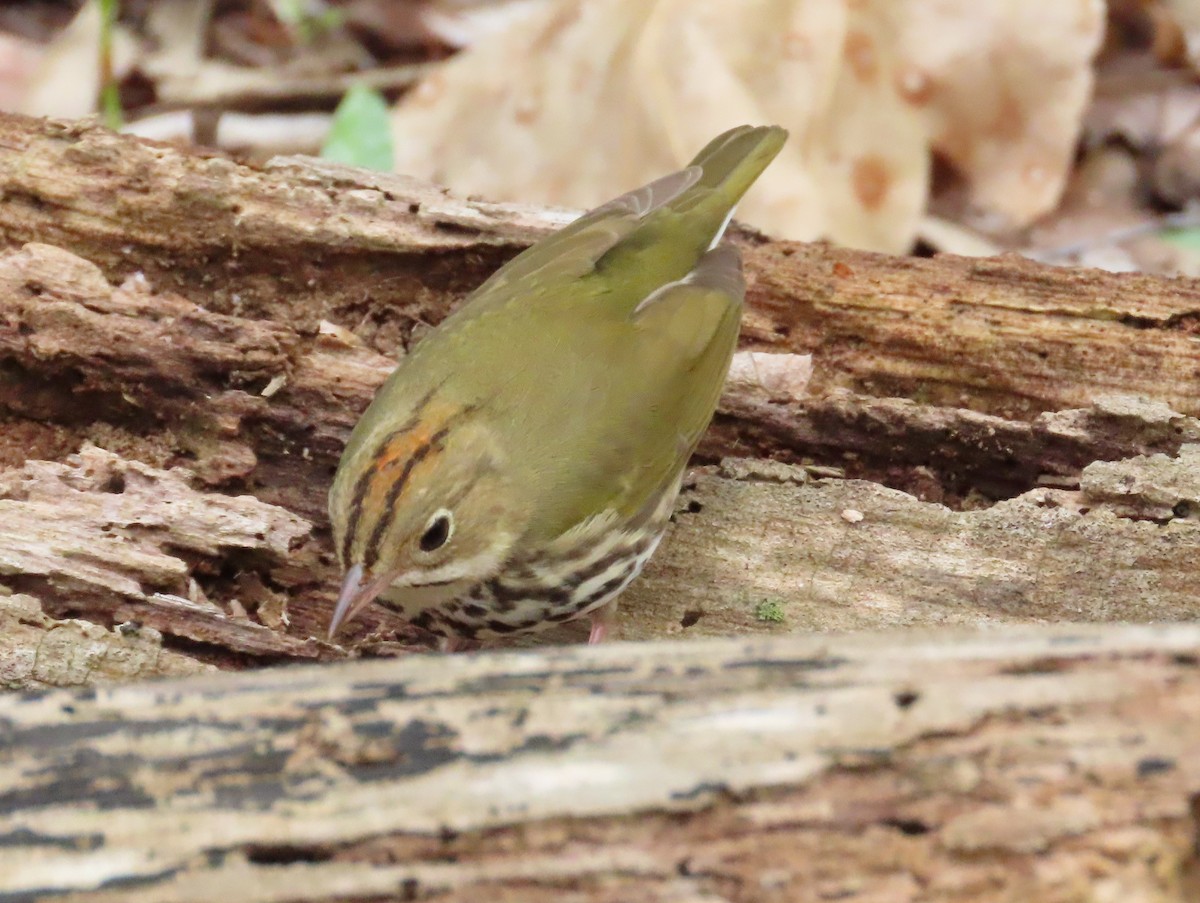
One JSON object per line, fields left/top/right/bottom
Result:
{"left": 517, "top": 246, "right": 744, "bottom": 537}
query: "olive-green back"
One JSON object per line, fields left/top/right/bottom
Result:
{"left": 347, "top": 125, "right": 787, "bottom": 541}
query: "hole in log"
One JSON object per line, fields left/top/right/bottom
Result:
{"left": 882, "top": 817, "right": 930, "bottom": 836}
{"left": 1137, "top": 757, "right": 1176, "bottom": 778}
{"left": 244, "top": 844, "right": 334, "bottom": 865}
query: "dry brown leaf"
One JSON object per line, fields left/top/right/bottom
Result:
{"left": 0, "top": 35, "right": 44, "bottom": 113}
{"left": 1023, "top": 144, "right": 1144, "bottom": 260}
{"left": 727, "top": 351, "right": 813, "bottom": 403}
{"left": 1086, "top": 55, "right": 1200, "bottom": 150}
{"left": 389, "top": 0, "right": 1103, "bottom": 252}
{"left": 888, "top": 0, "right": 1104, "bottom": 231}
{"left": 1160, "top": 0, "right": 1200, "bottom": 70}
{"left": 15, "top": 1, "right": 137, "bottom": 119}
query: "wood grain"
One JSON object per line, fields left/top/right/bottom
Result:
{"left": 2, "top": 109, "right": 1200, "bottom": 903}
{"left": 1, "top": 112, "right": 1200, "bottom": 675}
{"left": 1, "top": 625, "right": 1197, "bottom": 902}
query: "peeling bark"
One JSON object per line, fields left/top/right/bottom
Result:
{"left": 0, "top": 593, "right": 212, "bottom": 689}
{"left": 3, "top": 408, "right": 1200, "bottom": 665}
{"left": 1, "top": 625, "right": 1198, "bottom": 902}
{"left": 1, "top": 110, "right": 1200, "bottom": 902}
{"left": 0, "top": 112, "right": 1198, "bottom": 671}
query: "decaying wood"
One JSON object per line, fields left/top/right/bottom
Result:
{"left": 5, "top": 408, "right": 1200, "bottom": 671}
{"left": 0, "top": 593, "right": 212, "bottom": 689}
{"left": 3, "top": 111, "right": 1200, "bottom": 430}
{"left": 0, "top": 444, "right": 328, "bottom": 659}
{"left": 5, "top": 238, "right": 1196, "bottom": 530}
{"left": 2, "top": 625, "right": 1198, "bottom": 902}
{"left": 2, "top": 109, "right": 1200, "bottom": 903}
{"left": 0, "top": 111, "right": 1197, "bottom": 509}
{"left": 2, "top": 111, "right": 1200, "bottom": 679}
{"left": 709, "top": 389, "right": 1200, "bottom": 501}
{"left": 0, "top": 442, "right": 422, "bottom": 667}
{"left": 632, "top": 445, "right": 1200, "bottom": 637}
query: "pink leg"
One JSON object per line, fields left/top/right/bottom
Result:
{"left": 587, "top": 601, "right": 618, "bottom": 644}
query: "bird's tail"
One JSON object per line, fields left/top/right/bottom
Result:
{"left": 680, "top": 125, "right": 789, "bottom": 219}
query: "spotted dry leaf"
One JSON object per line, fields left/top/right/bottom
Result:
{"left": 1159, "top": 0, "right": 1200, "bottom": 70}
{"left": 887, "top": 0, "right": 1105, "bottom": 231}
{"left": 390, "top": 0, "right": 1103, "bottom": 252}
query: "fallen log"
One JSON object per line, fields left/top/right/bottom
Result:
{"left": 1, "top": 109, "right": 1199, "bottom": 903}
{"left": 5, "top": 426, "right": 1200, "bottom": 681}
{"left": 2, "top": 111, "right": 1200, "bottom": 677}
{"left": 3, "top": 111, "right": 1199, "bottom": 430}
{"left": 1, "top": 624, "right": 1197, "bottom": 902}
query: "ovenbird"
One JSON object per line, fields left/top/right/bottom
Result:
{"left": 328, "top": 124, "right": 787, "bottom": 645}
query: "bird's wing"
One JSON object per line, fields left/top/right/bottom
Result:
{"left": 462, "top": 125, "right": 786, "bottom": 320}
{"left": 465, "top": 166, "right": 703, "bottom": 308}
{"left": 518, "top": 245, "right": 744, "bottom": 538}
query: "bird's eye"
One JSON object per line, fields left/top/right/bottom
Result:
{"left": 419, "top": 510, "right": 453, "bottom": 552}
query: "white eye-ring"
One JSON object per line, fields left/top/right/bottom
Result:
{"left": 418, "top": 509, "right": 454, "bottom": 553}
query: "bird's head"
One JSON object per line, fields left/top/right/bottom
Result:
{"left": 326, "top": 401, "right": 522, "bottom": 637}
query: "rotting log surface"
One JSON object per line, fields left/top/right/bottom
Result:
{"left": 1, "top": 111, "right": 1200, "bottom": 674}
{"left": 1, "top": 112, "right": 1200, "bottom": 902}
{"left": 3, "top": 113, "right": 1199, "bottom": 428}
{"left": 1, "top": 625, "right": 1198, "bottom": 903}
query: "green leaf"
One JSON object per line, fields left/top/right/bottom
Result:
{"left": 98, "top": 0, "right": 122, "bottom": 129}
{"left": 269, "top": 0, "right": 343, "bottom": 43}
{"left": 1161, "top": 227, "right": 1200, "bottom": 252}
{"left": 754, "top": 600, "right": 786, "bottom": 623}
{"left": 321, "top": 84, "right": 394, "bottom": 172}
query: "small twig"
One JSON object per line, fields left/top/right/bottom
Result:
{"left": 97, "top": 0, "right": 122, "bottom": 129}
{"left": 1032, "top": 205, "right": 1200, "bottom": 262}
{"left": 152, "top": 61, "right": 439, "bottom": 111}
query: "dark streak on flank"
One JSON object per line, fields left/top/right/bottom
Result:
{"left": 563, "top": 540, "right": 646, "bottom": 592}
{"left": 488, "top": 578, "right": 572, "bottom": 608}
{"left": 485, "top": 618, "right": 523, "bottom": 634}
{"left": 588, "top": 562, "right": 638, "bottom": 602}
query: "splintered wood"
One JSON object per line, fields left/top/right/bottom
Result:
{"left": 1, "top": 111, "right": 1200, "bottom": 901}
{"left": 1, "top": 110, "right": 1200, "bottom": 655}
{"left": 0, "top": 446, "right": 324, "bottom": 658}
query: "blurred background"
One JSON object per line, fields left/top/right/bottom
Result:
{"left": 4, "top": 0, "right": 1200, "bottom": 274}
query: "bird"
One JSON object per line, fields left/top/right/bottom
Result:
{"left": 326, "top": 124, "right": 787, "bottom": 647}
